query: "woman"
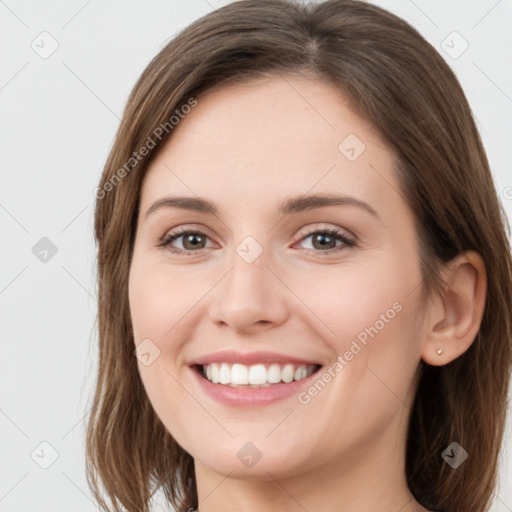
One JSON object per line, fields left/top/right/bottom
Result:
{"left": 86, "top": 1, "right": 512, "bottom": 511}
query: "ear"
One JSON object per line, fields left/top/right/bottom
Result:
{"left": 421, "top": 251, "right": 487, "bottom": 366}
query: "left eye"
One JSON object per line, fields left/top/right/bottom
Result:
{"left": 158, "top": 227, "right": 356, "bottom": 255}
{"left": 298, "top": 229, "right": 355, "bottom": 253}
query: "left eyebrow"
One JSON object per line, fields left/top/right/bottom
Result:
{"left": 278, "top": 193, "right": 380, "bottom": 219}
{"left": 144, "top": 193, "right": 380, "bottom": 220}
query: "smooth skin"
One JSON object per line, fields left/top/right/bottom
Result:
{"left": 128, "top": 74, "right": 487, "bottom": 512}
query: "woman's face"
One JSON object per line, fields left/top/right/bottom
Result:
{"left": 128, "top": 75, "right": 430, "bottom": 480}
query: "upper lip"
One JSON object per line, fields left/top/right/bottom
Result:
{"left": 189, "top": 350, "right": 322, "bottom": 366}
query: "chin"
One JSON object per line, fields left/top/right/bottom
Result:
{"left": 189, "top": 436, "right": 313, "bottom": 480}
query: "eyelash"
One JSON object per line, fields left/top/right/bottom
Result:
{"left": 157, "top": 226, "right": 356, "bottom": 257}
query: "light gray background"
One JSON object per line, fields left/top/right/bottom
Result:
{"left": 1, "top": 0, "right": 511, "bottom": 510}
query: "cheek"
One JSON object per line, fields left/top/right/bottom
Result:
{"left": 128, "top": 259, "right": 196, "bottom": 344}
{"left": 129, "top": 247, "right": 422, "bottom": 360}
{"left": 126, "top": 247, "right": 425, "bottom": 470}
{"left": 128, "top": 260, "right": 197, "bottom": 434}
{"left": 285, "top": 260, "right": 411, "bottom": 351}
{"left": 287, "top": 254, "right": 424, "bottom": 407}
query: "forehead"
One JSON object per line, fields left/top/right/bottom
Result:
{"left": 140, "top": 75, "right": 401, "bottom": 218}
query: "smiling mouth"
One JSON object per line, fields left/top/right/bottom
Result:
{"left": 194, "top": 362, "right": 322, "bottom": 388}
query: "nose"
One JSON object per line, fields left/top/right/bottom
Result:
{"left": 208, "top": 244, "right": 289, "bottom": 334}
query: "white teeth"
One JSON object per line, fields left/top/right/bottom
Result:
{"left": 201, "top": 362, "right": 317, "bottom": 387}
{"left": 248, "top": 364, "right": 267, "bottom": 385}
{"left": 211, "top": 364, "right": 220, "bottom": 384}
{"left": 282, "top": 364, "right": 294, "bottom": 383}
{"left": 219, "top": 363, "right": 231, "bottom": 384}
{"left": 231, "top": 363, "right": 249, "bottom": 385}
{"left": 267, "top": 363, "right": 281, "bottom": 383}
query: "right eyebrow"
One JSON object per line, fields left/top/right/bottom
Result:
{"left": 145, "top": 196, "right": 218, "bottom": 218}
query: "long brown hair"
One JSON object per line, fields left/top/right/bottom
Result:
{"left": 87, "top": 1, "right": 512, "bottom": 511}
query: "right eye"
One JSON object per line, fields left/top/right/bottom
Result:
{"left": 158, "top": 228, "right": 214, "bottom": 255}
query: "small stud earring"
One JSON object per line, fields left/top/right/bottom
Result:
{"left": 436, "top": 348, "right": 443, "bottom": 355}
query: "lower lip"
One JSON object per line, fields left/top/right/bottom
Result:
{"left": 190, "top": 366, "right": 321, "bottom": 407}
